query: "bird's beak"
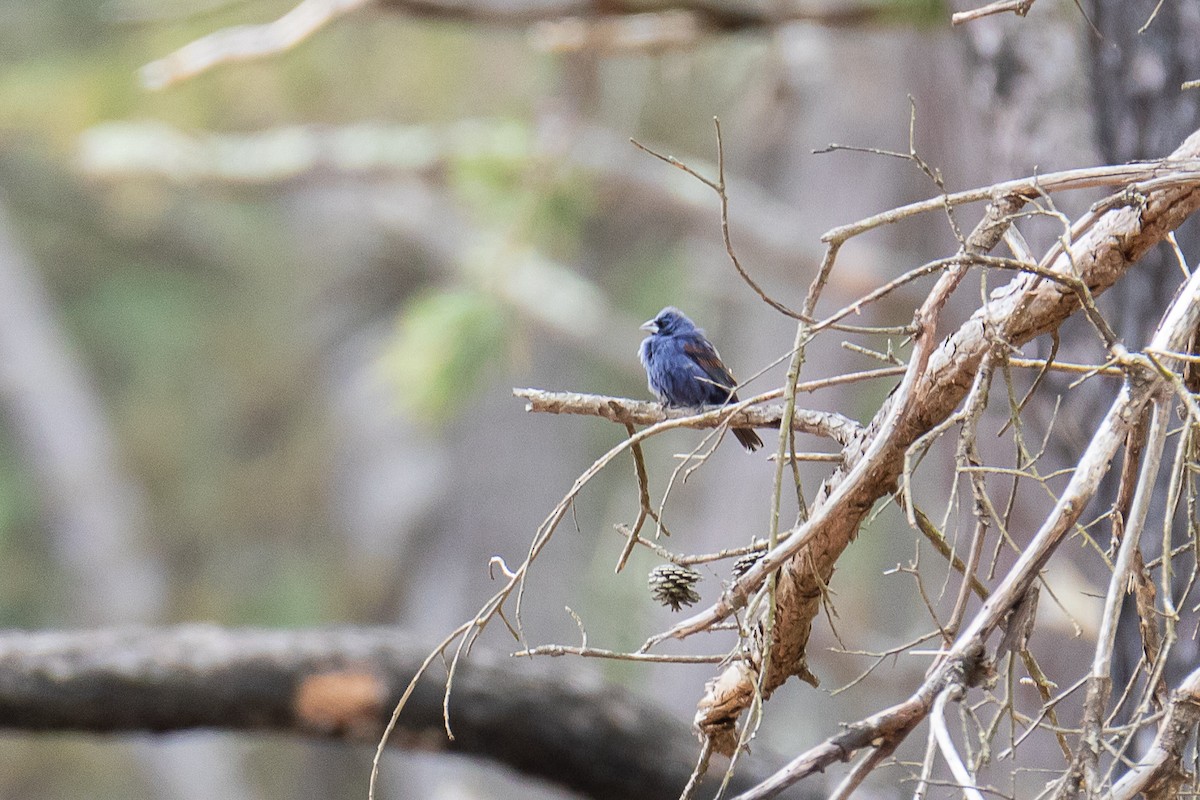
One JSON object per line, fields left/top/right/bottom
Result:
{"left": 640, "top": 318, "right": 658, "bottom": 333}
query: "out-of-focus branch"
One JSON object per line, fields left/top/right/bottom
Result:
{"left": 76, "top": 120, "right": 828, "bottom": 370}
{"left": 515, "top": 388, "right": 863, "bottom": 447}
{"left": 140, "top": 0, "right": 372, "bottom": 90}
{"left": 77, "top": 119, "right": 831, "bottom": 285}
{"left": 138, "top": 0, "right": 898, "bottom": 90}
{"left": 950, "top": 0, "right": 1034, "bottom": 25}
{"left": 0, "top": 625, "right": 777, "bottom": 800}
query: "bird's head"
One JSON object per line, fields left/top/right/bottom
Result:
{"left": 640, "top": 307, "right": 695, "bottom": 336}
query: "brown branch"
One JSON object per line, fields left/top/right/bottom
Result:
{"left": 737, "top": 252, "right": 1200, "bottom": 800}
{"left": 0, "top": 625, "right": 775, "bottom": 800}
{"left": 758, "top": 130, "right": 1200, "bottom": 693}
{"left": 514, "top": 388, "right": 863, "bottom": 447}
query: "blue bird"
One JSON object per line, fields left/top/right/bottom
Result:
{"left": 638, "top": 307, "right": 763, "bottom": 452}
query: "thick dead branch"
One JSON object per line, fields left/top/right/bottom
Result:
{"left": 515, "top": 388, "right": 862, "bottom": 447}
{"left": 0, "top": 625, "right": 774, "bottom": 800}
{"left": 737, "top": 233, "right": 1200, "bottom": 800}
{"left": 752, "top": 129, "right": 1200, "bottom": 695}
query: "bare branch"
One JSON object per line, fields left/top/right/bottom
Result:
{"left": 0, "top": 626, "right": 771, "bottom": 800}
{"left": 930, "top": 689, "right": 988, "bottom": 800}
{"left": 751, "top": 130, "right": 1200, "bottom": 693}
{"left": 514, "top": 388, "right": 863, "bottom": 447}
{"left": 951, "top": 0, "right": 1035, "bottom": 26}
{"left": 738, "top": 249, "right": 1200, "bottom": 800}
{"left": 513, "top": 644, "right": 725, "bottom": 663}
{"left": 140, "top": 0, "right": 371, "bottom": 90}
{"left": 1060, "top": 387, "right": 1171, "bottom": 797}
{"left": 820, "top": 159, "right": 1200, "bottom": 244}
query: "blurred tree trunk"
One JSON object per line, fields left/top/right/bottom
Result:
{"left": 0, "top": 195, "right": 261, "bottom": 800}
{"left": 0, "top": 196, "right": 165, "bottom": 623}
{"left": 1089, "top": 0, "right": 1200, "bottom": 348}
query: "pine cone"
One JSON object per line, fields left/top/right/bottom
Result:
{"left": 648, "top": 564, "right": 702, "bottom": 611}
{"left": 731, "top": 551, "right": 764, "bottom": 579}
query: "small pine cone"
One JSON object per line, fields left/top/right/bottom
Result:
{"left": 649, "top": 564, "right": 702, "bottom": 611}
{"left": 731, "top": 551, "right": 764, "bottom": 579}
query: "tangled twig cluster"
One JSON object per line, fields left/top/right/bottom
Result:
{"left": 377, "top": 124, "right": 1200, "bottom": 800}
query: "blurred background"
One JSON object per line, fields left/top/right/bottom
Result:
{"left": 0, "top": 0, "right": 1194, "bottom": 798}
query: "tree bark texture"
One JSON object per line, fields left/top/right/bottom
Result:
{"left": 762, "top": 128, "right": 1200, "bottom": 694}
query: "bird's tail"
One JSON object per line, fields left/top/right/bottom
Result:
{"left": 734, "top": 426, "right": 763, "bottom": 452}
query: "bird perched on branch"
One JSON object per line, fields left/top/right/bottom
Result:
{"left": 638, "top": 306, "right": 763, "bottom": 452}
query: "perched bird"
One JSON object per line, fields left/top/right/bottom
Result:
{"left": 638, "top": 307, "right": 763, "bottom": 452}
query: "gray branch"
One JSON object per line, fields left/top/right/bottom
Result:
{"left": 0, "top": 625, "right": 781, "bottom": 800}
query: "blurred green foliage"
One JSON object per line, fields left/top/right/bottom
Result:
{"left": 0, "top": 0, "right": 563, "bottom": 629}
{"left": 448, "top": 120, "right": 598, "bottom": 260}
{"left": 379, "top": 288, "right": 509, "bottom": 423}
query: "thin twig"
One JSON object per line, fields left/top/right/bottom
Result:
{"left": 513, "top": 644, "right": 726, "bottom": 663}
{"left": 616, "top": 422, "right": 663, "bottom": 572}
{"left": 631, "top": 124, "right": 806, "bottom": 320}
{"left": 820, "top": 160, "right": 1200, "bottom": 244}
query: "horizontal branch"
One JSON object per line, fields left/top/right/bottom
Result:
{"left": 0, "top": 625, "right": 773, "bottom": 800}
{"left": 821, "top": 159, "right": 1200, "bottom": 244}
{"left": 140, "top": 0, "right": 898, "bottom": 89}
{"left": 514, "top": 388, "right": 863, "bottom": 446}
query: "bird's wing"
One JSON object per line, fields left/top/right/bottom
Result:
{"left": 682, "top": 336, "right": 738, "bottom": 402}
